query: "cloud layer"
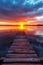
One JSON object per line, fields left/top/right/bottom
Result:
{"left": 0, "top": 0, "right": 43, "bottom": 20}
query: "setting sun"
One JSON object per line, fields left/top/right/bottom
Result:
{"left": 19, "top": 22, "right": 24, "bottom": 30}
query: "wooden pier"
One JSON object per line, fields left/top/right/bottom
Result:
{"left": 1, "top": 32, "right": 42, "bottom": 65}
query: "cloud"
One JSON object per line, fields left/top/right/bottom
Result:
{"left": 34, "top": 15, "right": 43, "bottom": 21}
{"left": 0, "top": 0, "right": 43, "bottom": 20}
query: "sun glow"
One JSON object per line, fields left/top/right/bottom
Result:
{"left": 0, "top": 21, "right": 32, "bottom": 25}
{"left": 0, "top": 22, "right": 18, "bottom": 25}
{"left": 20, "top": 25, "right": 24, "bottom": 30}
{"left": 0, "top": 21, "right": 34, "bottom": 31}
{"left": 0, "top": 22, "right": 25, "bottom": 31}
{"left": 19, "top": 22, "right": 24, "bottom": 30}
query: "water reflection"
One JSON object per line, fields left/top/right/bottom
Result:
{"left": 0, "top": 26, "right": 43, "bottom": 31}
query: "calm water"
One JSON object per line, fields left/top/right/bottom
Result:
{"left": 0, "top": 26, "right": 43, "bottom": 31}
{"left": 0, "top": 26, "right": 43, "bottom": 35}
{"left": 0, "top": 26, "right": 43, "bottom": 57}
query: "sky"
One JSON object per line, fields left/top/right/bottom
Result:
{"left": 0, "top": 0, "right": 43, "bottom": 23}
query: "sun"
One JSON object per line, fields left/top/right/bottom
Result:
{"left": 19, "top": 22, "right": 24, "bottom": 30}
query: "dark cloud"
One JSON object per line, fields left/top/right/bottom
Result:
{"left": 0, "top": 0, "right": 43, "bottom": 19}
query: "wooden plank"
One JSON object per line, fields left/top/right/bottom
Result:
{"left": 3, "top": 58, "right": 41, "bottom": 62}
{"left": 7, "top": 51, "right": 36, "bottom": 54}
{"left": 6, "top": 53, "right": 37, "bottom": 58}
{"left": 1, "top": 63, "right": 42, "bottom": 65}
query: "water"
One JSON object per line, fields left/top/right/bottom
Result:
{"left": 0, "top": 26, "right": 43, "bottom": 31}
{"left": 0, "top": 26, "right": 43, "bottom": 58}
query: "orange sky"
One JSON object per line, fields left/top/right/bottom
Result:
{"left": 0, "top": 16, "right": 43, "bottom": 31}
{"left": 0, "top": 16, "right": 43, "bottom": 25}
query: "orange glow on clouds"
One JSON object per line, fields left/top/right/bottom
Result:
{"left": 0, "top": 20, "right": 34, "bottom": 25}
{"left": 0, "top": 22, "right": 18, "bottom": 25}
{"left": 0, "top": 22, "right": 23, "bottom": 25}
